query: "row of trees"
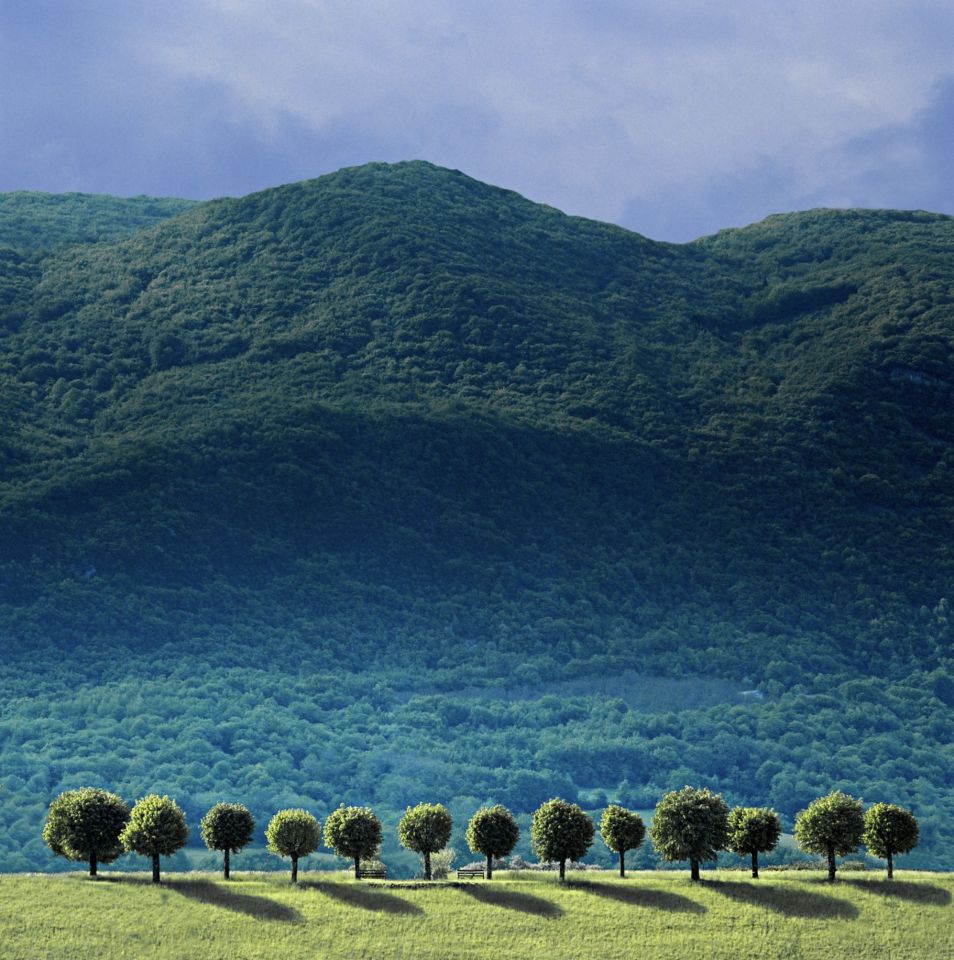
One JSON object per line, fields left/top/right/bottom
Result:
{"left": 43, "top": 787, "right": 918, "bottom": 884}
{"left": 644, "top": 787, "right": 918, "bottom": 883}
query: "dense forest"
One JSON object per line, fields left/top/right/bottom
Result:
{"left": 0, "top": 162, "right": 952, "bottom": 873}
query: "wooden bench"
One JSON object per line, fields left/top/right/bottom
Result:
{"left": 456, "top": 867, "right": 486, "bottom": 879}
{"left": 357, "top": 868, "right": 388, "bottom": 880}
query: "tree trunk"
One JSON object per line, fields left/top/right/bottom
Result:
{"left": 354, "top": 856, "right": 361, "bottom": 879}
{"left": 424, "top": 851, "right": 432, "bottom": 881}
{"left": 690, "top": 859, "right": 700, "bottom": 882}
{"left": 89, "top": 850, "right": 98, "bottom": 878}
{"left": 619, "top": 849, "right": 626, "bottom": 878}
{"left": 827, "top": 846, "right": 836, "bottom": 882}
{"left": 152, "top": 853, "right": 161, "bottom": 884}
{"left": 291, "top": 855, "right": 299, "bottom": 883}
{"left": 224, "top": 848, "right": 230, "bottom": 880}
{"left": 751, "top": 851, "right": 759, "bottom": 879}
{"left": 559, "top": 858, "right": 566, "bottom": 882}
{"left": 487, "top": 853, "right": 493, "bottom": 880}
{"left": 887, "top": 850, "right": 894, "bottom": 880}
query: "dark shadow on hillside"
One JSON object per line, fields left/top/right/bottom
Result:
{"left": 709, "top": 880, "right": 858, "bottom": 919}
{"left": 169, "top": 878, "right": 302, "bottom": 922}
{"left": 567, "top": 881, "right": 705, "bottom": 914}
{"left": 847, "top": 879, "right": 951, "bottom": 906}
{"left": 456, "top": 883, "right": 563, "bottom": 917}
{"left": 305, "top": 881, "right": 423, "bottom": 915}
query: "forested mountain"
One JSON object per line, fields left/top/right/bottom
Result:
{"left": 1, "top": 162, "right": 951, "bottom": 873}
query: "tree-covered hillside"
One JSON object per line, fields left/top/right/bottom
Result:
{"left": 0, "top": 192, "right": 198, "bottom": 253}
{"left": 0, "top": 162, "right": 951, "bottom": 872}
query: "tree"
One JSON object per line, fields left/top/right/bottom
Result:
{"left": 120, "top": 795, "right": 189, "bottom": 884}
{"left": 794, "top": 791, "right": 864, "bottom": 882}
{"left": 650, "top": 786, "right": 728, "bottom": 881}
{"left": 324, "top": 806, "right": 383, "bottom": 879}
{"left": 265, "top": 809, "right": 321, "bottom": 883}
{"left": 398, "top": 803, "right": 453, "bottom": 880}
{"left": 199, "top": 803, "right": 255, "bottom": 880}
{"left": 42, "top": 787, "right": 129, "bottom": 878}
{"left": 726, "top": 807, "right": 781, "bottom": 878}
{"left": 863, "top": 803, "right": 919, "bottom": 879}
{"left": 466, "top": 805, "right": 520, "bottom": 879}
{"left": 599, "top": 805, "right": 645, "bottom": 878}
{"left": 530, "top": 798, "right": 594, "bottom": 881}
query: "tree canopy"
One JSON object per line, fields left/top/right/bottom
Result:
{"left": 199, "top": 802, "right": 255, "bottom": 879}
{"left": 650, "top": 786, "right": 729, "bottom": 881}
{"left": 120, "top": 795, "right": 189, "bottom": 883}
{"left": 599, "top": 805, "right": 645, "bottom": 878}
{"left": 398, "top": 803, "right": 453, "bottom": 880}
{"left": 465, "top": 805, "right": 520, "bottom": 879}
{"left": 42, "top": 787, "right": 129, "bottom": 877}
{"left": 265, "top": 809, "right": 321, "bottom": 883}
{"left": 863, "top": 803, "right": 919, "bottom": 879}
{"left": 531, "top": 798, "right": 594, "bottom": 881}
{"left": 794, "top": 791, "right": 864, "bottom": 882}
{"left": 325, "top": 806, "right": 383, "bottom": 878}
{"left": 725, "top": 806, "right": 781, "bottom": 878}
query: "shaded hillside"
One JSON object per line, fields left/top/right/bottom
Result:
{"left": 0, "top": 163, "right": 951, "bottom": 870}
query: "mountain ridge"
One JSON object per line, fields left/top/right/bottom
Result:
{"left": 0, "top": 161, "right": 951, "bottom": 871}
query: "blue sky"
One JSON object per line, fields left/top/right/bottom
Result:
{"left": 2, "top": 0, "right": 953, "bottom": 240}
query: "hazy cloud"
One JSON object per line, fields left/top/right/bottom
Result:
{"left": 2, "top": 1, "right": 953, "bottom": 239}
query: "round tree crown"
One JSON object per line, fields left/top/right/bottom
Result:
{"left": 265, "top": 809, "right": 321, "bottom": 858}
{"left": 466, "top": 805, "right": 520, "bottom": 859}
{"left": 726, "top": 807, "right": 781, "bottom": 856}
{"left": 794, "top": 791, "right": 864, "bottom": 857}
{"left": 649, "top": 786, "right": 729, "bottom": 863}
{"left": 530, "top": 798, "right": 594, "bottom": 863}
{"left": 398, "top": 803, "right": 453, "bottom": 855}
{"left": 200, "top": 803, "right": 255, "bottom": 854}
{"left": 862, "top": 803, "right": 919, "bottom": 859}
{"left": 42, "top": 787, "right": 130, "bottom": 864}
{"left": 120, "top": 795, "right": 189, "bottom": 857}
{"left": 325, "top": 806, "right": 383, "bottom": 861}
{"left": 599, "top": 804, "right": 646, "bottom": 854}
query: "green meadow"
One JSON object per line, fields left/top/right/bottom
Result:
{"left": 2, "top": 871, "right": 950, "bottom": 960}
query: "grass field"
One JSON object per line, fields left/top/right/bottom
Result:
{"left": 1, "top": 870, "right": 950, "bottom": 960}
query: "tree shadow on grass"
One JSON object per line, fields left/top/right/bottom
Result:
{"left": 169, "top": 878, "right": 302, "bottom": 923}
{"left": 456, "top": 883, "right": 563, "bottom": 918}
{"left": 567, "top": 881, "right": 706, "bottom": 914}
{"left": 709, "top": 880, "right": 859, "bottom": 919}
{"left": 305, "top": 881, "right": 424, "bottom": 915}
{"left": 847, "top": 879, "right": 951, "bottom": 906}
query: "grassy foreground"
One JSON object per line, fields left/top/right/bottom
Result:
{"left": 1, "top": 870, "right": 950, "bottom": 960}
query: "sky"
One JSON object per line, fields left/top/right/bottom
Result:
{"left": 2, "top": 0, "right": 954, "bottom": 241}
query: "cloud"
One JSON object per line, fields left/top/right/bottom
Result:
{"left": 2, "top": 1, "right": 954, "bottom": 239}
{"left": 818, "top": 75, "right": 954, "bottom": 213}
{"left": 619, "top": 73, "right": 954, "bottom": 242}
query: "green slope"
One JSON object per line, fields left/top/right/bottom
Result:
{"left": 0, "top": 872, "right": 951, "bottom": 960}
{"left": 0, "top": 162, "right": 952, "bottom": 871}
